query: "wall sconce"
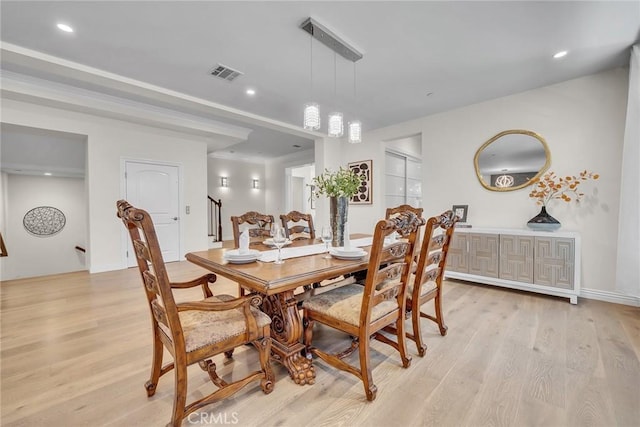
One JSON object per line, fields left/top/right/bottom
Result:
{"left": 252, "top": 179, "right": 260, "bottom": 189}
{"left": 220, "top": 176, "right": 228, "bottom": 187}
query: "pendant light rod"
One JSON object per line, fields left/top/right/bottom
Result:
{"left": 348, "top": 61, "right": 362, "bottom": 143}
{"left": 300, "top": 17, "right": 363, "bottom": 62}
{"left": 303, "top": 30, "right": 320, "bottom": 130}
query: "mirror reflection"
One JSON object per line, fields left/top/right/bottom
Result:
{"left": 474, "top": 130, "right": 550, "bottom": 192}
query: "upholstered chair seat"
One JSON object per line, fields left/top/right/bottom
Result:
{"left": 302, "top": 284, "right": 399, "bottom": 327}
{"left": 158, "top": 294, "right": 272, "bottom": 352}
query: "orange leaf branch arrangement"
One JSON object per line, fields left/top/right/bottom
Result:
{"left": 526, "top": 170, "right": 599, "bottom": 231}
{"left": 528, "top": 170, "right": 600, "bottom": 207}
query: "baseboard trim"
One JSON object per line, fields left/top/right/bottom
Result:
{"left": 580, "top": 288, "right": 640, "bottom": 307}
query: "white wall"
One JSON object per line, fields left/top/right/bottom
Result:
{"left": 265, "top": 149, "right": 315, "bottom": 216}
{"left": 291, "top": 164, "right": 315, "bottom": 215}
{"left": 2, "top": 67, "right": 631, "bottom": 299}
{"left": 207, "top": 156, "right": 266, "bottom": 241}
{"left": 346, "top": 68, "right": 629, "bottom": 295}
{"left": 385, "top": 134, "right": 422, "bottom": 158}
{"left": 1, "top": 175, "right": 86, "bottom": 280}
{"left": 1, "top": 172, "right": 7, "bottom": 238}
{"left": 2, "top": 98, "right": 209, "bottom": 274}
{"left": 314, "top": 136, "right": 386, "bottom": 235}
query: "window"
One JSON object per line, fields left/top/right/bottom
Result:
{"left": 385, "top": 151, "right": 421, "bottom": 208}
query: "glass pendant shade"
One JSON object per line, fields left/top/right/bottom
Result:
{"left": 303, "top": 103, "right": 320, "bottom": 130}
{"left": 328, "top": 112, "right": 344, "bottom": 137}
{"left": 348, "top": 121, "right": 362, "bottom": 143}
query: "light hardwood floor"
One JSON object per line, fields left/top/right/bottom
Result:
{"left": 2, "top": 262, "right": 639, "bottom": 426}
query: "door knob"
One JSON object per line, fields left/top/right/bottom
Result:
{"left": 173, "top": 217, "right": 178, "bottom": 221}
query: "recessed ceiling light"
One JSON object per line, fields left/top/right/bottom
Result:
{"left": 57, "top": 23, "right": 74, "bottom": 33}
{"left": 553, "top": 50, "right": 568, "bottom": 59}
{"left": 246, "top": 88, "right": 256, "bottom": 96}
{"left": 44, "top": 172, "right": 52, "bottom": 176}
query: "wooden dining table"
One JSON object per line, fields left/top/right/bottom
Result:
{"left": 185, "top": 235, "right": 371, "bottom": 385}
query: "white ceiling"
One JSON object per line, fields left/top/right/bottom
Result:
{"left": 1, "top": 1, "right": 638, "bottom": 165}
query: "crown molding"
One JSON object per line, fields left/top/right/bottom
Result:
{"left": 0, "top": 42, "right": 323, "bottom": 140}
{"left": 1, "top": 162, "right": 85, "bottom": 178}
{"left": 1, "top": 70, "right": 252, "bottom": 148}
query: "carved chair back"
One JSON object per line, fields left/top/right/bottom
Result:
{"left": 117, "top": 200, "right": 189, "bottom": 350}
{"left": 385, "top": 204, "right": 424, "bottom": 258}
{"left": 280, "top": 211, "right": 316, "bottom": 241}
{"left": 230, "top": 211, "right": 275, "bottom": 247}
{"left": 361, "top": 212, "right": 424, "bottom": 325}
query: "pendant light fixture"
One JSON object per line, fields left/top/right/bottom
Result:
{"left": 348, "top": 121, "right": 362, "bottom": 143}
{"left": 348, "top": 62, "right": 362, "bottom": 143}
{"left": 300, "top": 18, "right": 363, "bottom": 137}
{"left": 303, "top": 33, "right": 320, "bottom": 130}
{"left": 328, "top": 52, "right": 344, "bottom": 137}
{"left": 495, "top": 169, "right": 515, "bottom": 188}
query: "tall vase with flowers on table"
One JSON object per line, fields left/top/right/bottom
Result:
{"left": 527, "top": 170, "right": 599, "bottom": 230}
{"left": 312, "top": 167, "right": 362, "bottom": 247}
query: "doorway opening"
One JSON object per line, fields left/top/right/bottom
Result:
{"left": 286, "top": 163, "right": 315, "bottom": 216}
{"left": 0, "top": 123, "right": 88, "bottom": 280}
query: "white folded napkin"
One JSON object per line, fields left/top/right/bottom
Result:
{"left": 239, "top": 230, "right": 250, "bottom": 254}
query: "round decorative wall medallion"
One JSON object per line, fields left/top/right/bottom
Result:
{"left": 23, "top": 206, "right": 66, "bottom": 237}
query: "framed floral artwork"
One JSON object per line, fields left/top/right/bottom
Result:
{"left": 348, "top": 160, "right": 372, "bottom": 205}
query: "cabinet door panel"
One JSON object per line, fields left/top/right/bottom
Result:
{"left": 500, "top": 235, "right": 534, "bottom": 283}
{"left": 469, "top": 233, "right": 499, "bottom": 278}
{"left": 446, "top": 232, "right": 468, "bottom": 273}
{"left": 534, "top": 237, "right": 575, "bottom": 289}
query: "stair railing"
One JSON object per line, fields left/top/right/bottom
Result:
{"left": 208, "top": 196, "right": 222, "bottom": 242}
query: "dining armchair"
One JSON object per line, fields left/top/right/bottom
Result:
{"left": 230, "top": 211, "right": 275, "bottom": 248}
{"left": 117, "top": 200, "right": 274, "bottom": 427}
{"left": 280, "top": 210, "right": 315, "bottom": 241}
{"left": 403, "top": 209, "right": 458, "bottom": 356}
{"left": 302, "top": 211, "right": 424, "bottom": 401}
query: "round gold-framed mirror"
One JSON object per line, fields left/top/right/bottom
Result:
{"left": 474, "top": 129, "right": 551, "bottom": 192}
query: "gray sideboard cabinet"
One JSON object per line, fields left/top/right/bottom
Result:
{"left": 445, "top": 227, "right": 581, "bottom": 304}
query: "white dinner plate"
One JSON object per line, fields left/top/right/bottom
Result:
{"left": 332, "top": 247, "right": 366, "bottom": 256}
{"left": 225, "top": 257, "right": 259, "bottom": 264}
{"left": 224, "top": 249, "right": 261, "bottom": 260}
{"left": 263, "top": 238, "right": 292, "bottom": 247}
{"left": 330, "top": 249, "right": 367, "bottom": 260}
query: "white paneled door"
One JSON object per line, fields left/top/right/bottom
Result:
{"left": 125, "top": 161, "right": 180, "bottom": 265}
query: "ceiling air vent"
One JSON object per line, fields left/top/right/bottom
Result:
{"left": 210, "top": 64, "right": 243, "bottom": 82}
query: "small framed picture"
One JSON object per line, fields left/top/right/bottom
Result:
{"left": 452, "top": 204, "right": 468, "bottom": 223}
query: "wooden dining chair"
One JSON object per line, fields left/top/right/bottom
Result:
{"left": 302, "top": 211, "right": 424, "bottom": 401}
{"left": 117, "top": 200, "right": 274, "bottom": 427}
{"left": 403, "top": 209, "right": 459, "bottom": 356}
{"left": 230, "top": 211, "right": 275, "bottom": 248}
{"left": 280, "top": 210, "right": 316, "bottom": 241}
